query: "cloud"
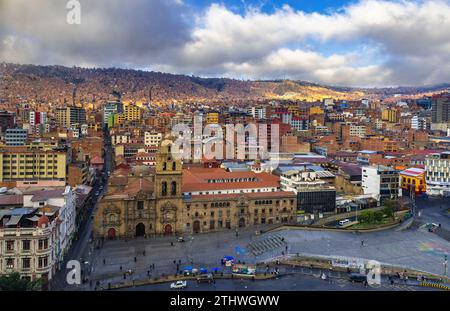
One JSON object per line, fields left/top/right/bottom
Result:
{"left": 0, "top": 0, "right": 190, "bottom": 67}
{"left": 1, "top": 0, "right": 450, "bottom": 86}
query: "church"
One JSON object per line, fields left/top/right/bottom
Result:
{"left": 93, "top": 140, "right": 297, "bottom": 239}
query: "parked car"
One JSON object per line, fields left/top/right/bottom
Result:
{"left": 348, "top": 273, "right": 367, "bottom": 283}
{"left": 339, "top": 219, "right": 350, "bottom": 226}
{"left": 170, "top": 280, "right": 187, "bottom": 289}
{"left": 197, "top": 273, "right": 215, "bottom": 283}
{"left": 178, "top": 237, "right": 185, "bottom": 242}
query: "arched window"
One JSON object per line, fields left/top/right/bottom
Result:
{"left": 162, "top": 181, "right": 167, "bottom": 196}
{"left": 109, "top": 214, "right": 116, "bottom": 223}
{"left": 163, "top": 162, "right": 167, "bottom": 171}
{"left": 172, "top": 162, "right": 176, "bottom": 171}
{"left": 171, "top": 181, "right": 177, "bottom": 195}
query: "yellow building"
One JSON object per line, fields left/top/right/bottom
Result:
{"left": 0, "top": 146, "right": 67, "bottom": 183}
{"left": 123, "top": 104, "right": 142, "bottom": 121}
{"left": 381, "top": 108, "right": 398, "bottom": 123}
{"left": 309, "top": 106, "right": 324, "bottom": 115}
{"left": 399, "top": 167, "right": 426, "bottom": 194}
{"left": 206, "top": 112, "right": 219, "bottom": 124}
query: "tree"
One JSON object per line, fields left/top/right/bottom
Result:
{"left": 0, "top": 272, "right": 42, "bottom": 291}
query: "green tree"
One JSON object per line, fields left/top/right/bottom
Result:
{"left": 0, "top": 272, "right": 42, "bottom": 291}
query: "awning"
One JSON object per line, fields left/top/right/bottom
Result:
{"left": 5, "top": 215, "right": 22, "bottom": 226}
{"left": 27, "top": 215, "right": 40, "bottom": 222}
{"left": 183, "top": 266, "right": 193, "bottom": 271}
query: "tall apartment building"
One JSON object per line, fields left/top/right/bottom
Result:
{"left": 29, "top": 111, "right": 47, "bottom": 126}
{"left": 382, "top": 108, "right": 399, "bottom": 123}
{"left": 431, "top": 93, "right": 450, "bottom": 124}
{"left": 247, "top": 106, "right": 266, "bottom": 120}
{"left": 341, "top": 124, "right": 366, "bottom": 140}
{"left": 0, "top": 110, "right": 15, "bottom": 133}
{"left": 0, "top": 146, "right": 67, "bottom": 187}
{"left": 55, "top": 107, "right": 86, "bottom": 127}
{"left": 361, "top": 165, "right": 400, "bottom": 203}
{"left": 425, "top": 152, "right": 450, "bottom": 196}
{"left": 123, "top": 104, "right": 142, "bottom": 121}
{"left": 411, "top": 115, "right": 428, "bottom": 130}
{"left": 103, "top": 101, "right": 123, "bottom": 125}
{"left": 5, "top": 128, "right": 28, "bottom": 146}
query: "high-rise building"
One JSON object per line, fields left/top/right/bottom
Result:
{"left": 29, "top": 111, "right": 47, "bottom": 126}
{"left": 103, "top": 101, "right": 123, "bottom": 125}
{"left": 0, "top": 146, "right": 67, "bottom": 187}
{"left": 0, "top": 110, "right": 15, "bottom": 133}
{"left": 381, "top": 108, "right": 399, "bottom": 123}
{"left": 431, "top": 93, "right": 450, "bottom": 124}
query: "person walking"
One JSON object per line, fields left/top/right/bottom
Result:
{"left": 134, "top": 257, "right": 137, "bottom": 263}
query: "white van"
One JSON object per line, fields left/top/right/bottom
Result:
{"left": 339, "top": 219, "right": 350, "bottom": 226}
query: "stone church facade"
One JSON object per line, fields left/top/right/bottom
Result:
{"left": 93, "top": 141, "right": 297, "bottom": 239}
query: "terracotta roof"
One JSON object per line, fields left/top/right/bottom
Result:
{"left": 0, "top": 195, "right": 23, "bottom": 206}
{"left": 121, "top": 177, "right": 154, "bottom": 196}
{"left": 182, "top": 167, "right": 280, "bottom": 192}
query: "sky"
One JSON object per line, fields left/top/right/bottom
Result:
{"left": 1, "top": 0, "right": 450, "bottom": 87}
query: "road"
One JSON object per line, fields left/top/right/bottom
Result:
{"left": 50, "top": 127, "right": 112, "bottom": 290}
{"left": 118, "top": 273, "right": 436, "bottom": 291}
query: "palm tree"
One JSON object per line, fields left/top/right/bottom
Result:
{"left": 0, "top": 272, "right": 42, "bottom": 291}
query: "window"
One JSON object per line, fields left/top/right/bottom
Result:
{"left": 161, "top": 181, "right": 167, "bottom": 196}
{"left": 6, "top": 240, "right": 14, "bottom": 251}
{"left": 6, "top": 258, "right": 14, "bottom": 269}
{"left": 38, "top": 239, "right": 48, "bottom": 250}
{"left": 22, "top": 240, "right": 31, "bottom": 251}
{"left": 22, "top": 258, "right": 31, "bottom": 269}
{"left": 137, "top": 201, "right": 144, "bottom": 210}
{"left": 172, "top": 162, "right": 176, "bottom": 171}
{"left": 171, "top": 181, "right": 177, "bottom": 196}
{"left": 163, "top": 162, "right": 167, "bottom": 171}
{"left": 38, "top": 256, "right": 48, "bottom": 268}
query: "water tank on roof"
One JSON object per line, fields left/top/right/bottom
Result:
{"left": 0, "top": 187, "right": 8, "bottom": 194}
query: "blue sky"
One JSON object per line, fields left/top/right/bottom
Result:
{"left": 185, "top": 0, "right": 357, "bottom": 14}
{"left": 2, "top": 0, "right": 450, "bottom": 87}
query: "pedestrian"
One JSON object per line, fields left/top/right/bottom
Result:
{"left": 89, "top": 280, "right": 92, "bottom": 287}
{"left": 120, "top": 265, "right": 122, "bottom": 271}
{"left": 143, "top": 250, "right": 146, "bottom": 256}
{"left": 134, "top": 257, "right": 137, "bottom": 262}
{"left": 178, "top": 259, "right": 181, "bottom": 264}
{"left": 103, "top": 258, "right": 106, "bottom": 265}
{"left": 153, "top": 263, "right": 155, "bottom": 269}
{"left": 173, "top": 260, "right": 176, "bottom": 265}
{"left": 171, "top": 242, "right": 174, "bottom": 246}
{"left": 147, "top": 270, "right": 150, "bottom": 277}
{"left": 361, "top": 240, "right": 364, "bottom": 246}
{"left": 123, "top": 273, "right": 126, "bottom": 280}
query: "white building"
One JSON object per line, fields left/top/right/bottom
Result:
{"left": 23, "top": 186, "right": 76, "bottom": 263}
{"left": 247, "top": 106, "right": 266, "bottom": 119}
{"left": 361, "top": 165, "right": 400, "bottom": 203}
{"left": 411, "top": 115, "right": 428, "bottom": 130}
{"left": 144, "top": 132, "right": 162, "bottom": 147}
{"left": 425, "top": 152, "right": 450, "bottom": 196}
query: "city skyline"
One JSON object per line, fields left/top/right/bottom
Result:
{"left": 2, "top": 0, "right": 450, "bottom": 87}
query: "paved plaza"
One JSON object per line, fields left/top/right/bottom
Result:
{"left": 61, "top": 198, "right": 450, "bottom": 290}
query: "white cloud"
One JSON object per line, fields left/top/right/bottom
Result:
{"left": 2, "top": 0, "right": 450, "bottom": 86}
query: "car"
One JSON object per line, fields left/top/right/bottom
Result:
{"left": 196, "top": 273, "right": 215, "bottom": 284}
{"left": 95, "top": 191, "right": 100, "bottom": 196}
{"left": 99, "top": 186, "right": 104, "bottom": 190}
{"left": 348, "top": 273, "right": 367, "bottom": 283}
{"left": 170, "top": 280, "right": 187, "bottom": 289}
{"left": 178, "top": 237, "right": 185, "bottom": 242}
{"left": 339, "top": 219, "right": 350, "bottom": 226}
